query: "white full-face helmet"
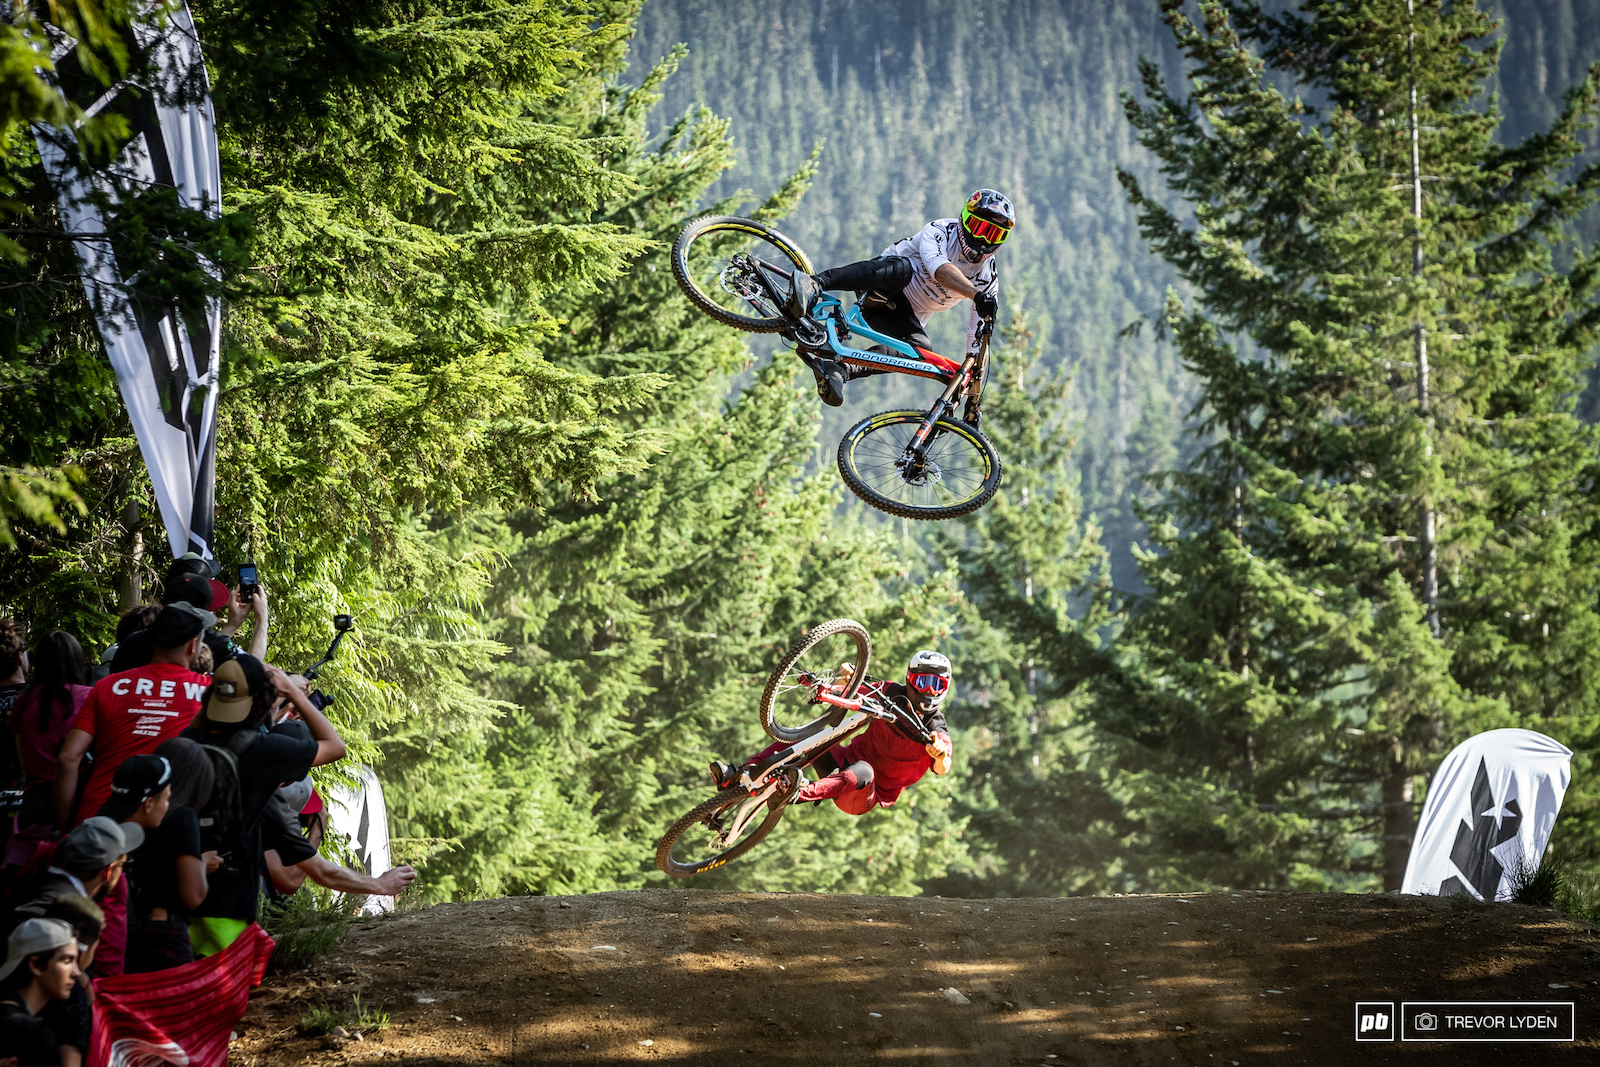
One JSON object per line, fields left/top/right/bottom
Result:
{"left": 906, "top": 649, "right": 953, "bottom": 715}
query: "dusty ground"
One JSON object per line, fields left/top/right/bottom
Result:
{"left": 232, "top": 889, "right": 1597, "bottom": 1066}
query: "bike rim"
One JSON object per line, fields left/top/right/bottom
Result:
{"left": 847, "top": 417, "right": 994, "bottom": 512}
{"left": 768, "top": 629, "right": 866, "bottom": 737}
{"left": 680, "top": 223, "right": 808, "bottom": 324}
{"left": 667, "top": 793, "right": 773, "bottom": 872}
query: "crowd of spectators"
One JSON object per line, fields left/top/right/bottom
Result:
{"left": 0, "top": 554, "right": 417, "bottom": 1066}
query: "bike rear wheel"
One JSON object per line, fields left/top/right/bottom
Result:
{"left": 655, "top": 774, "right": 797, "bottom": 878}
{"left": 759, "top": 618, "right": 871, "bottom": 743}
{"left": 672, "top": 215, "right": 815, "bottom": 333}
{"left": 838, "top": 410, "right": 1003, "bottom": 520}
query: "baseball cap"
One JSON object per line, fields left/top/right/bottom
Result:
{"left": 151, "top": 602, "right": 217, "bottom": 649}
{"left": 105, "top": 755, "right": 173, "bottom": 812}
{"left": 60, "top": 816, "right": 144, "bottom": 875}
{"left": 205, "top": 654, "right": 268, "bottom": 724}
{"left": 0, "top": 918, "right": 76, "bottom": 981}
{"left": 207, "top": 579, "right": 232, "bottom": 612}
{"left": 278, "top": 775, "right": 314, "bottom": 814}
{"left": 169, "top": 551, "right": 222, "bottom": 579}
{"left": 163, "top": 572, "right": 215, "bottom": 610}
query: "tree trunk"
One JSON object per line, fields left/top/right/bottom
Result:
{"left": 1382, "top": 767, "right": 1416, "bottom": 891}
{"left": 117, "top": 499, "right": 144, "bottom": 612}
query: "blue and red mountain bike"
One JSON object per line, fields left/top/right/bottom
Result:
{"left": 672, "top": 215, "right": 1003, "bottom": 520}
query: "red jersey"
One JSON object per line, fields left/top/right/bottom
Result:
{"left": 70, "top": 663, "right": 210, "bottom": 824}
{"left": 833, "top": 679, "right": 950, "bottom": 806}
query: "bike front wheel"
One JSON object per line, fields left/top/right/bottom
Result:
{"left": 671, "top": 215, "right": 815, "bottom": 333}
{"left": 838, "top": 411, "right": 1003, "bottom": 520}
{"left": 759, "top": 618, "right": 871, "bottom": 743}
{"left": 655, "top": 774, "right": 797, "bottom": 878}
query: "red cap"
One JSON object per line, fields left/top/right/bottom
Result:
{"left": 208, "top": 579, "right": 232, "bottom": 613}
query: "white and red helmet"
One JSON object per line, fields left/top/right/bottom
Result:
{"left": 906, "top": 649, "right": 953, "bottom": 714}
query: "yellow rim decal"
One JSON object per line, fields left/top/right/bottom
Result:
{"left": 707, "top": 221, "right": 815, "bottom": 274}
{"left": 847, "top": 415, "right": 992, "bottom": 490}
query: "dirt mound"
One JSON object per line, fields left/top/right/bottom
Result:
{"left": 232, "top": 889, "right": 1595, "bottom": 1065}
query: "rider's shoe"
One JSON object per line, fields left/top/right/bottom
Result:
{"left": 710, "top": 759, "right": 740, "bottom": 790}
{"left": 787, "top": 272, "right": 819, "bottom": 321}
{"left": 815, "top": 360, "right": 846, "bottom": 408}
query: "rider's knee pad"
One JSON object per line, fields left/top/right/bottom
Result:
{"left": 843, "top": 761, "right": 875, "bottom": 790}
{"left": 869, "top": 256, "right": 913, "bottom": 290}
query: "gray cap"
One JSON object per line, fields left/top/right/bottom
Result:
{"left": 0, "top": 917, "right": 76, "bottom": 981}
{"left": 60, "top": 816, "right": 144, "bottom": 874}
{"left": 278, "top": 776, "right": 314, "bottom": 814}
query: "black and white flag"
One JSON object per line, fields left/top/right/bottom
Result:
{"left": 32, "top": 2, "right": 222, "bottom": 561}
{"left": 1401, "top": 729, "right": 1572, "bottom": 901}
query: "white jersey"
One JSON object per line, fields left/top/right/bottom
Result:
{"left": 881, "top": 219, "right": 1000, "bottom": 354}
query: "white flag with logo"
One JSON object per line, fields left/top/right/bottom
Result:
{"left": 1401, "top": 729, "right": 1572, "bottom": 901}
{"left": 32, "top": 2, "right": 222, "bottom": 560}
{"left": 325, "top": 766, "right": 394, "bottom": 915}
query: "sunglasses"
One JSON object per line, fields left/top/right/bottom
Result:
{"left": 909, "top": 672, "right": 950, "bottom": 696}
{"left": 962, "top": 213, "right": 1011, "bottom": 246}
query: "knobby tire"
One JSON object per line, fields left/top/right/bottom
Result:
{"left": 758, "top": 618, "right": 872, "bottom": 743}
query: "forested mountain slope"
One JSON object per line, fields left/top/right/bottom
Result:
{"left": 629, "top": 0, "right": 1600, "bottom": 579}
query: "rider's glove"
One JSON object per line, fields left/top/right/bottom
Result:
{"left": 974, "top": 290, "right": 998, "bottom": 320}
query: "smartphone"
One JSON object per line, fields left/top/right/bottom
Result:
{"left": 238, "top": 562, "right": 260, "bottom": 602}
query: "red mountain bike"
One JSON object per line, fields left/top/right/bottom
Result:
{"left": 654, "top": 619, "right": 931, "bottom": 877}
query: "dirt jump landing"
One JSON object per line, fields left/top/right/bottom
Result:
{"left": 233, "top": 889, "right": 1596, "bottom": 1066}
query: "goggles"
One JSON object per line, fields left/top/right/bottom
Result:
{"left": 909, "top": 672, "right": 951, "bottom": 697}
{"left": 961, "top": 211, "right": 1011, "bottom": 247}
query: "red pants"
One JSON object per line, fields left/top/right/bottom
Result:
{"left": 750, "top": 741, "right": 877, "bottom": 814}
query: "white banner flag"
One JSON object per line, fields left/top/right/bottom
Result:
{"left": 1401, "top": 728, "right": 1572, "bottom": 901}
{"left": 325, "top": 766, "right": 395, "bottom": 915}
{"left": 32, "top": 2, "right": 222, "bottom": 561}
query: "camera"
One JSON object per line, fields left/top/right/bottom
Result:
{"left": 334, "top": 613, "right": 354, "bottom": 632}
{"left": 1415, "top": 1013, "right": 1438, "bottom": 1031}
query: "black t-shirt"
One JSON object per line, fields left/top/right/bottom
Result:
{"left": 182, "top": 720, "right": 318, "bottom": 921}
{"left": 109, "top": 629, "right": 238, "bottom": 674}
{"left": 263, "top": 793, "right": 319, "bottom": 867}
{"left": 0, "top": 996, "right": 59, "bottom": 1067}
{"left": 39, "top": 981, "right": 90, "bottom": 1054}
{"left": 129, "top": 805, "right": 203, "bottom": 922}
{"left": 0, "top": 682, "right": 25, "bottom": 789}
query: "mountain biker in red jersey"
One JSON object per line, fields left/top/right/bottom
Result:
{"left": 713, "top": 651, "right": 955, "bottom": 814}
{"left": 787, "top": 188, "right": 1015, "bottom": 408}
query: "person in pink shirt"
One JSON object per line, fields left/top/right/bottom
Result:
{"left": 54, "top": 605, "right": 213, "bottom": 830}
{"left": 3, "top": 633, "right": 93, "bottom": 870}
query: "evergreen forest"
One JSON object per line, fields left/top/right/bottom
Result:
{"left": 3, "top": 0, "right": 1600, "bottom": 904}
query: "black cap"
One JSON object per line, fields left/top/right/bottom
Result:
{"left": 109, "top": 754, "right": 172, "bottom": 804}
{"left": 151, "top": 602, "right": 216, "bottom": 649}
{"left": 162, "top": 572, "right": 215, "bottom": 610}
{"left": 167, "top": 551, "right": 222, "bottom": 580}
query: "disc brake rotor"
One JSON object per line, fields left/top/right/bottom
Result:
{"left": 896, "top": 450, "right": 943, "bottom": 488}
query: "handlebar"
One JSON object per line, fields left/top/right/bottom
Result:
{"left": 811, "top": 683, "right": 933, "bottom": 746}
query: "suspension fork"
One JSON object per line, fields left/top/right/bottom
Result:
{"left": 907, "top": 345, "right": 984, "bottom": 457}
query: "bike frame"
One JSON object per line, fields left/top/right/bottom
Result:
{"left": 748, "top": 257, "right": 993, "bottom": 453}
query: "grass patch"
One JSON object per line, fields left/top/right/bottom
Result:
{"left": 261, "top": 884, "right": 365, "bottom": 971}
{"left": 1509, "top": 838, "right": 1600, "bottom": 924}
{"left": 299, "top": 994, "right": 390, "bottom": 1036}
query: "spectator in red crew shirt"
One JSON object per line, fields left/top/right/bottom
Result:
{"left": 52, "top": 604, "right": 214, "bottom": 830}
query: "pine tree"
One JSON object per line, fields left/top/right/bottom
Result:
{"left": 1103, "top": 0, "right": 1600, "bottom": 889}
{"left": 922, "top": 307, "right": 1121, "bottom": 897}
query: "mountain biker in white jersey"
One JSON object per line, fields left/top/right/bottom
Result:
{"left": 787, "top": 188, "right": 1015, "bottom": 407}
